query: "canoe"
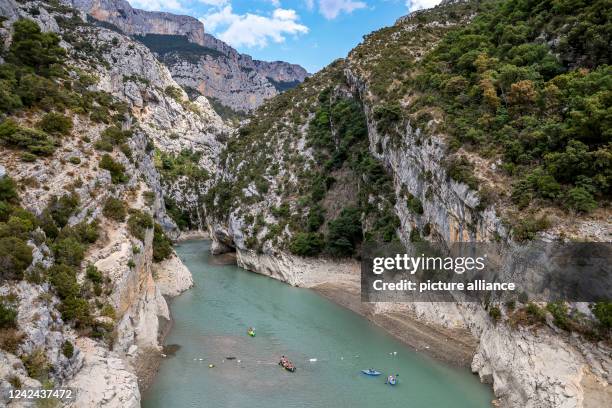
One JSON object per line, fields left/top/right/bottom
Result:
{"left": 279, "top": 360, "right": 296, "bottom": 372}
{"left": 361, "top": 369, "right": 381, "bottom": 376}
{"left": 247, "top": 331, "right": 255, "bottom": 337}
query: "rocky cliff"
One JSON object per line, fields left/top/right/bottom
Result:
{"left": 68, "top": 0, "right": 310, "bottom": 113}
{"left": 69, "top": 0, "right": 206, "bottom": 45}
{"left": 0, "top": 0, "right": 225, "bottom": 406}
{"left": 201, "top": 0, "right": 611, "bottom": 407}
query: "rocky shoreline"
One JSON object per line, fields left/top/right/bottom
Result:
{"left": 134, "top": 252, "right": 195, "bottom": 392}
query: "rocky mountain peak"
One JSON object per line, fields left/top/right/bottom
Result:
{"left": 68, "top": 0, "right": 310, "bottom": 113}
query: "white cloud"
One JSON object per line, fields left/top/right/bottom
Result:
{"left": 406, "top": 0, "right": 443, "bottom": 12}
{"left": 129, "top": 0, "right": 230, "bottom": 12}
{"left": 202, "top": 5, "right": 238, "bottom": 32}
{"left": 304, "top": 0, "right": 315, "bottom": 10}
{"left": 197, "top": 0, "right": 230, "bottom": 5}
{"left": 202, "top": 6, "right": 309, "bottom": 48}
{"left": 129, "top": 0, "right": 186, "bottom": 12}
{"left": 318, "top": 0, "right": 367, "bottom": 19}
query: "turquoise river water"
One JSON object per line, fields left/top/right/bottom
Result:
{"left": 143, "top": 240, "right": 493, "bottom": 408}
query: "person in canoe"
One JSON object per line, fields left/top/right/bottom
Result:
{"left": 279, "top": 356, "right": 296, "bottom": 372}
{"left": 385, "top": 374, "right": 399, "bottom": 385}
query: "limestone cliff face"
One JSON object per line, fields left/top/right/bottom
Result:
{"left": 130, "top": 31, "right": 310, "bottom": 112}
{"left": 0, "top": 1, "right": 223, "bottom": 406}
{"left": 69, "top": 0, "right": 206, "bottom": 45}
{"left": 67, "top": 0, "right": 309, "bottom": 112}
{"left": 164, "top": 51, "right": 278, "bottom": 113}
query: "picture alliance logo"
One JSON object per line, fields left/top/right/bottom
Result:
{"left": 372, "top": 254, "right": 488, "bottom": 275}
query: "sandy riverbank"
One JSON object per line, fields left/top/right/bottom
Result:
{"left": 312, "top": 282, "right": 478, "bottom": 368}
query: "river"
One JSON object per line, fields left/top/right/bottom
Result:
{"left": 143, "top": 240, "right": 493, "bottom": 407}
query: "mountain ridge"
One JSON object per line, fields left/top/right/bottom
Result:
{"left": 69, "top": 0, "right": 309, "bottom": 113}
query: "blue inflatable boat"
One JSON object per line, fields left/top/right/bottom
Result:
{"left": 361, "top": 369, "right": 381, "bottom": 376}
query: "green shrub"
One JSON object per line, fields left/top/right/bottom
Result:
{"left": 120, "top": 143, "right": 132, "bottom": 159}
{"left": 94, "top": 138, "right": 113, "bottom": 152}
{"left": 0, "top": 119, "right": 54, "bottom": 156}
{"left": 326, "top": 207, "right": 362, "bottom": 257}
{"left": 445, "top": 156, "right": 479, "bottom": 190}
{"left": 99, "top": 154, "right": 128, "bottom": 184}
{"left": 21, "top": 348, "right": 50, "bottom": 382}
{"left": 0, "top": 237, "right": 33, "bottom": 280}
{"left": 47, "top": 193, "right": 79, "bottom": 228}
{"left": 8, "top": 19, "right": 65, "bottom": 76}
{"left": 59, "top": 296, "right": 91, "bottom": 327}
{"left": 406, "top": 193, "right": 424, "bottom": 215}
{"left": 373, "top": 102, "right": 402, "bottom": 136}
{"left": 52, "top": 237, "right": 85, "bottom": 266}
{"left": 591, "top": 302, "right": 612, "bottom": 330}
{"left": 37, "top": 112, "right": 72, "bottom": 135}
{"left": 255, "top": 178, "right": 270, "bottom": 194}
{"left": 164, "top": 196, "right": 191, "bottom": 230}
{"left": 164, "top": 86, "right": 183, "bottom": 101}
{"left": 48, "top": 265, "right": 91, "bottom": 326}
{"left": 152, "top": 223, "right": 172, "bottom": 262}
{"left": 127, "top": 210, "right": 153, "bottom": 241}
{"left": 289, "top": 232, "right": 324, "bottom": 256}
{"left": 68, "top": 156, "right": 81, "bottom": 164}
{"left": 565, "top": 187, "right": 597, "bottom": 213}
{"left": 95, "top": 126, "right": 132, "bottom": 151}
{"left": 62, "top": 340, "right": 74, "bottom": 358}
{"left": 526, "top": 303, "right": 546, "bottom": 322}
{"left": 0, "top": 214, "right": 36, "bottom": 239}
{"left": 513, "top": 215, "right": 550, "bottom": 241}
{"left": 0, "top": 79, "right": 22, "bottom": 113}
{"left": 512, "top": 168, "right": 562, "bottom": 208}
{"left": 61, "top": 221, "right": 99, "bottom": 244}
{"left": 306, "top": 205, "right": 325, "bottom": 232}
{"left": 102, "top": 197, "right": 127, "bottom": 222}
{"left": 20, "top": 152, "right": 37, "bottom": 162}
{"left": 0, "top": 176, "right": 18, "bottom": 203}
{"left": 0, "top": 302, "right": 17, "bottom": 329}
{"left": 143, "top": 191, "right": 155, "bottom": 207}
{"left": 0, "top": 202, "right": 10, "bottom": 223}
{"left": 489, "top": 306, "right": 501, "bottom": 322}
{"left": 546, "top": 301, "right": 570, "bottom": 330}
{"left": 85, "top": 264, "right": 103, "bottom": 284}
{"left": 100, "top": 304, "right": 116, "bottom": 319}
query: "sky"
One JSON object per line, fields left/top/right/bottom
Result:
{"left": 128, "top": 0, "right": 444, "bottom": 73}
